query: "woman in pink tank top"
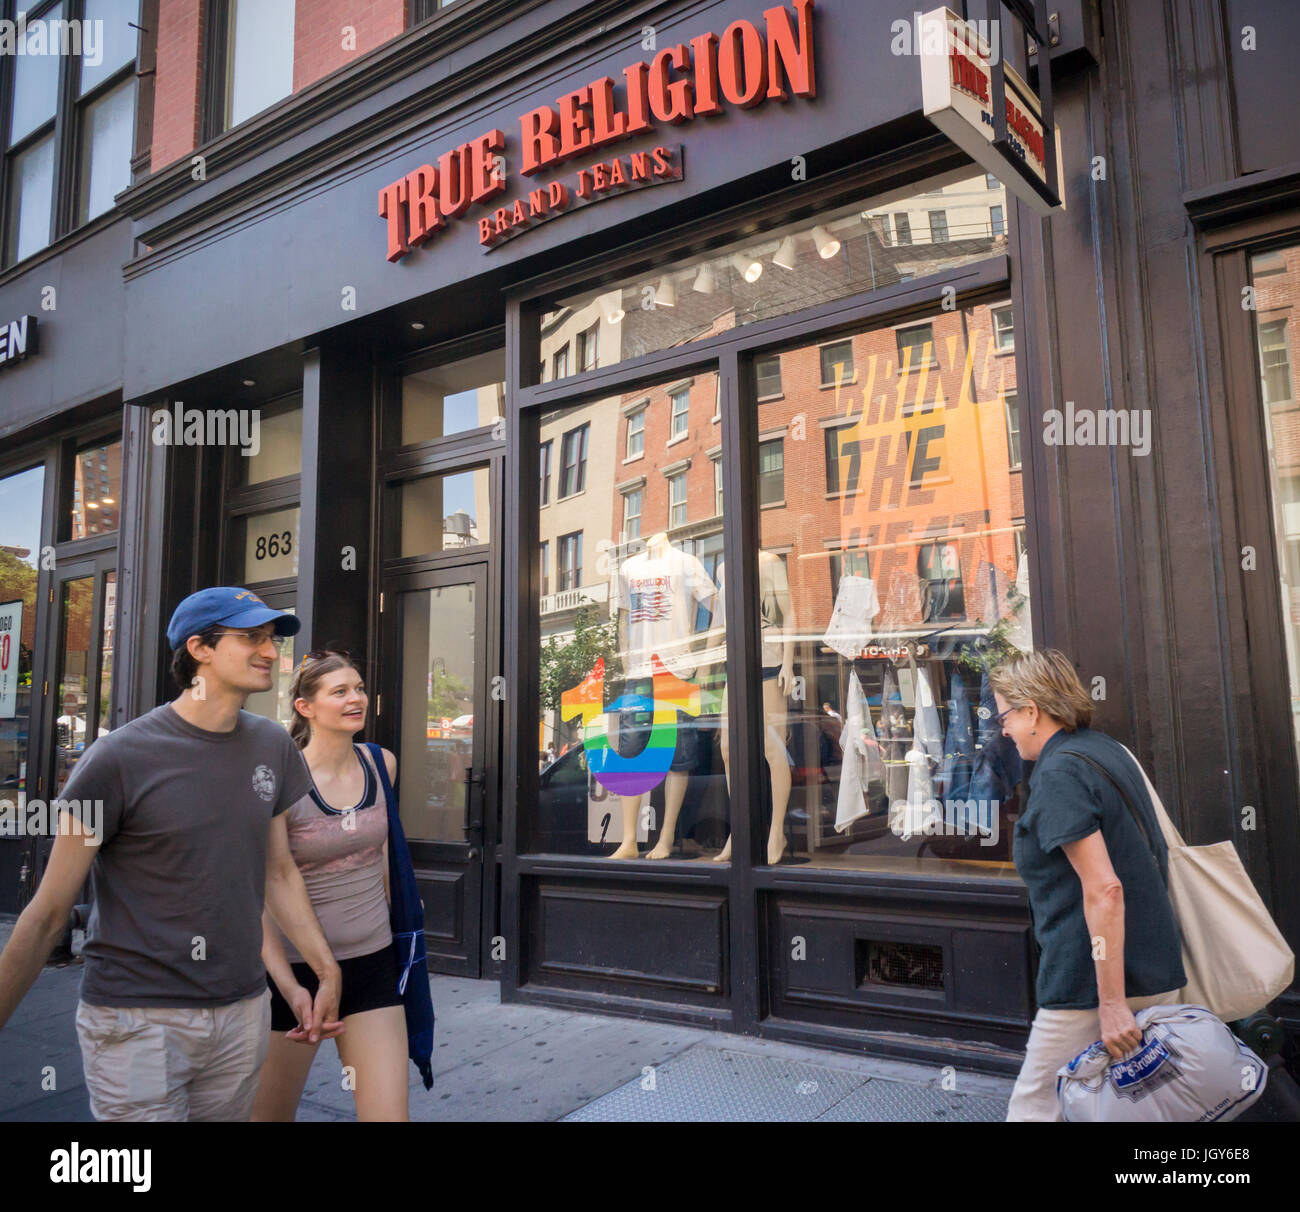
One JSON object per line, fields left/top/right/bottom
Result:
{"left": 251, "top": 652, "right": 410, "bottom": 1121}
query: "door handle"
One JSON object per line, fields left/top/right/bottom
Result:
{"left": 462, "top": 766, "right": 484, "bottom": 858}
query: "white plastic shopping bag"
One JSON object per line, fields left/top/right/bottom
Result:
{"left": 1057, "top": 1004, "right": 1267, "bottom": 1122}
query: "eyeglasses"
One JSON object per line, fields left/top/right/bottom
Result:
{"left": 213, "top": 629, "right": 287, "bottom": 650}
{"left": 993, "top": 705, "right": 1022, "bottom": 726}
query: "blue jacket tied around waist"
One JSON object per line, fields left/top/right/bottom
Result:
{"left": 367, "top": 743, "right": 435, "bottom": 1090}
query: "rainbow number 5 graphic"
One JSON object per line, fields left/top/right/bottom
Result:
{"left": 560, "top": 655, "right": 701, "bottom": 797}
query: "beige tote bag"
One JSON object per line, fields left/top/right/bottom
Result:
{"left": 1120, "top": 746, "right": 1295, "bottom": 1023}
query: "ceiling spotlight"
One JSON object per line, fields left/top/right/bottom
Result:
{"left": 242, "top": 378, "right": 256, "bottom": 387}
{"left": 731, "top": 252, "right": 763, "bottom": 283}
{"left": 693, "top": 262, "right": 716, "bottom": 294}
{"left": 411, "top": 321, "right": 426, "bottom": 331}
{"left": 601, "top": 291, "right": 625, "bottom": 324}
{"left": 773, "top": 236, "right": 798, "bottom": 271}
{"left": 655, "top": 276, "right": 677, "bottom": 308}
{"left": 812, "top": 225, "right": 841, "bottom": 259}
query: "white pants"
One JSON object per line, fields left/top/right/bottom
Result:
{"left": 1006, "top": 990, "right": 1179, "bottom": 1121}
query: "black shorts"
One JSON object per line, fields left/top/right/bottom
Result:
{"left": 616, "top": 677, "right": 699, "bottom": 773}
{"left": 267, "top": 942, "right": 403, "bottom": 1032}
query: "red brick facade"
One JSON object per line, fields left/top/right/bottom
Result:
{"left": 150, "top": 0, "right": 409, "bottom": 174}
{"left": 293, "top": 0, "right": 407, "bottom": 93}
{"left": 151, "top": 0, "right": 204, "bottom": 173}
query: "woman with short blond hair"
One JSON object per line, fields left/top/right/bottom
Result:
{"left": 991, "top": 649, "right": 1185, "bottom": 1121}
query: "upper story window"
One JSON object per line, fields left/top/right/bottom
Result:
{"left": 223, "top": 0, "right": 295, "bottom": 129}
{"left": 3, "top": 0, "right": 140, "bottom": 268}
{"left": 559, "top": 424, "right": 588, "bottom": 498}
{"left": 669, "top": 389, "right": 690, "bottom": 440}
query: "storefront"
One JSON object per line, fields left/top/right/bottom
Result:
{"left": 3, "top": 0, "right": 1298, "bottom": 1072}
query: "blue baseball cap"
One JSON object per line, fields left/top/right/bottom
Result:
{"left": 166, "top": 587, "right": 302, "bottom": 650}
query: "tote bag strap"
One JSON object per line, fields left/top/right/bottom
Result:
{"left": 1057, "top": 748, "right": 1158, "bottom": 860}
{"left": 364, "top": 742, "right": 402, "bottom": 836}
{"left": 1116, "top": 743, "right": 1187, "bottom": 848}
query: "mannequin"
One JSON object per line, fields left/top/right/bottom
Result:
{"left": 609, "top": 531, "right": 715, "bottom": 859}
{"left": 714, "top": 549, "right": 797, "bottom": 864}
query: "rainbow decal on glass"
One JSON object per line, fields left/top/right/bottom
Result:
{"left": 560, "top": 655, "right": 701, "bottom": 797}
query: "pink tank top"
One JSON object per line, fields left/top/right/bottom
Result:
{"left": 279, "top": 745, "right": 392, "bottom": 963}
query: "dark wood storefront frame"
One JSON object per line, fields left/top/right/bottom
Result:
{"left": 499, "top": 149, "right": 1038, "bottom": 1069}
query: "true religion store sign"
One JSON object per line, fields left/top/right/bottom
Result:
{"left": 376, "top": 0, "right": 817, "bottom": 261}
{"left": 918, "top": 6, "right": 1064, "bottom": 216}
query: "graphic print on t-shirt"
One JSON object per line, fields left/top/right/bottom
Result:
{"left": 613, "top": 546, "right": 716, "bottom": 678}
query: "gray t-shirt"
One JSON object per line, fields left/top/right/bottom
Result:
{"left": 58, "top": 703, "right": 312, "bottom": 1008}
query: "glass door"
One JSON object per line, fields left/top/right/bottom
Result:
{"left": 47, "top": 555, "right": 116, "bottom": 796}
{"left": 382, "top": 562, "right": 489, "bottom": 976}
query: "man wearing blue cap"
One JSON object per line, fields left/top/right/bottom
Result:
{"left": 0, "top": 587, "right": 344, "bottom": 1121}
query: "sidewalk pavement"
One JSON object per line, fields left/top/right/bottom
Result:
{"left": 0, "top": 914, "right": 1013, "bottom": 1122}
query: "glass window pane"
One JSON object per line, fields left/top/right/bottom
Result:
{"left": 398, "top": 467, "right": 490, "bottom": 556}
{"left": 77, "top": 76, "right": 136, "bottom": 224}
{"left": 96, "top": 572, "right": 116, "bottom": 740}
{"left": 401, "top": 348, "right": 504, "bottom": 445}
{"left": 226, "top": 0, "right": 295, "bottom": 128}
{"left": 53, "top": 576, "right": 94, "bottom": 794}
{"left": 243, "top": 605, "right": 297, "bottom": 728}
{"left": 80, "top": 0, "right": 140, "bottom": 95}
{"left": 749, "top": 298, "right": 1029, "bottom": 874}
{"left": 9, "top": 4, "right": 63, "bottom": 143}
{"left": 0, "top": 466, "right": 45, "bottom": 797}
{"left": 1250, "top": 245, "right": 1300, "bottom": 782}
{"left": 239, "top": 405, "right": 302, "bottom": 485}
{"left": 399, "top": 583, "right": 476, "bottom": 841}
{"left": 7, "top": 134, "right": 56, "bottom": 264}
{"left": 237, "top": 506, "right": 301, "bottom": 583}
{"left": 538, "top": 172, "right": 1006, "bottom": 381}
{"left": 535, "top": 371, "right": 728, "bottom": 857}
{"left": 70, "top": 439, "right": 123, "bottom": 539}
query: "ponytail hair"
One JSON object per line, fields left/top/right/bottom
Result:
{"left": 289, "top": 650, "right": 362, "bottom": 749}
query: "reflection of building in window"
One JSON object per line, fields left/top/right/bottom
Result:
{"left": 668, "top": 472, "right": 687, "bottom": 528}
{"left": 928, "top": 210, "right": 948, "bottom": 243}
{"left": 1005, "top": 392, "right": 1022, "bottom": 469}
{"left": 759, "top": 439, "right": 785, "bottom": 506}
{"left": 713, "top": 459, "right": 723, "bottom": 516}
{"left": 670, "top": 388, "right": 690, "bottom": 439}
{"left": 993, "top": 304, "right": 1015, "bottom": 351}
{"left": 578, "top": 323, "right": 599, "bottom": 372}
{"left": 820, "top": 339, "right": 854, "bottom": 385}
{"left": 823, "top": 422, "right": 859, "bottom": 495}
{"left": 892, "top": 212, "right": 912, "bottom": 244}
{"left": 1259, "top": 319, "right": 1293, "bottom": 405}
{"left": 897, "top": 324, "right": 933, "bottom": 369}
{"left": 622, "top": 488, "right": 642, "bottom": 540}
{"left": 990, "top": 205, "right": 1005, "bottom": 237}
{"left": 539, "top": 541, "right": 549, "bottom": 596}
{"left": 558, "top": 531, "right": 582, "bottom": 591}
{"left": 539, "top": 440, "right": 552, "bottom": 505}
{"left": 626, "top": 409, "right": 645, "bottom": 458}
{"left": 552, "top": 343, "right": 569, "bottom": 381}
{"left": 559, "top": 424, "right": 588, "bottom": 497}
{"left": 757, "top": 354, "right": 783, "bottom": 399}
{"left": 985, "top": 172, "right": 999, "bottom": 189}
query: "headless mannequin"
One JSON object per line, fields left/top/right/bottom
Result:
{"left": 610, "top": 531, "right": 703, "bottom": 860}
{"left": 716, "top": 549, "right": 796, "bottom": 864}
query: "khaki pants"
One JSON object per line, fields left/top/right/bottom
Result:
{"left": 1006, "top": 990, "right": 1179, "bottom": 1122}
{"left": 75, "top": 990, "right": 271, "bottom": 1122}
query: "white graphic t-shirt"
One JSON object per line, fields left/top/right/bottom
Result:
{"left": 613, "top": 546, "right": 716, "bottom": 677}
